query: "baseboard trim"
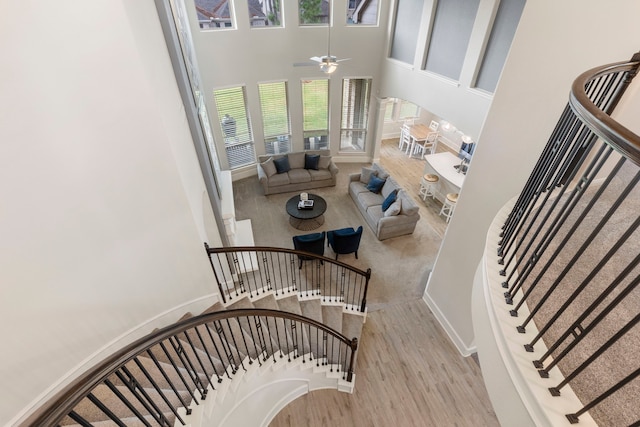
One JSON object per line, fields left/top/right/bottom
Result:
{"left": 10, "top": 293, "right": 222, "bottom": 426}
{"left": 422, "top": 292, "right": 477, "bottom": 357}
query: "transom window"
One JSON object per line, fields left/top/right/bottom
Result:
{"left": 347, "top": 0, "right": 378, "bottom": 25}
{"left": 301, "top": 79, "right": 329, "bottom": 150}
{"left": 340, "top": 78, "right": 371, "bottom": 151}
{"left": 213, "top": 86, "right": 256, "bottom": 169}
{"left": 398, "top": 99, "right": 419, "bottom": 121}
{"left": 258, "top": 81, "right": 291, "bottom": 154}
{"left": 299, "top": 0, "right": 329, "bottom": 25}
{"left": 193, "top": 0, "right": 235, "bottom": 30}
{"left": 249, "top": 0, "right": 282, "bottom": 27}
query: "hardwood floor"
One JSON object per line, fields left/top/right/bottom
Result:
{"left": 378, "top": 138, "right": 457, "bottom": 238}
{"left": 268, "top": 140, "right": 499, "bottom": 427}
{"left": 269, "top": 301, "right": 499, "bottom": 427}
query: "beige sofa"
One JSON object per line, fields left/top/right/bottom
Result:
{"left": 257, "top": 150, "right": 338, "bottom": 195}
{"left": 348, "top": 163, "right": 420, "bottom": 240}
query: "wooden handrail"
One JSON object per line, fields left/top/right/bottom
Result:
{"left": 21, "top": 308, "right": 358, "bottom": 426}
{"left": 569, "top": 51, "right": 640, "bottom": 166}
{"left": 205, "top": 244, "right": 372, "bottom": 312}
{"left": 205, "top": 245, "right": 371, "bottom": 276}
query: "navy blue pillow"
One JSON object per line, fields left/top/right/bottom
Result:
{"left": 367, "top": 175, "right": 386, "bottom": 193}
{"left": 382, "top": 190, "right": 397, "bottom": 211}
{"left": 304, "top": 154, "right": 320, "bottom": 170}
{"left": 274, "top": 156, "right": 291, "bottom": 174}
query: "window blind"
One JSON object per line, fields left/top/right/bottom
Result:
{"left": 213, "top": 86, "right": 253, "bottom": 144}
{"left": 259, "top": 81, "right": 291, "bottom": 154}
{"left": 475, "top": 0, "right": 526, "bottom": 93}
{"left": 259, "top": 81, "right": 290, "bottom": 139}
{"left": 213, "top": 86, "right": 255, "bottom": 168}
{"left": 302, "top": 79, "right": 329, "bottom": 136}
{"left": 423, "top": 0, "right": 481, "bottom": 80}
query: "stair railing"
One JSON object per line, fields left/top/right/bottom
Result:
{"left": 205, "top": 244, "right": 372, "bottom": 312}
{"left": 21, "top": 309, "right": 358, "bottom": 427}
{"left": 496, "top": 51, "right": 640, "bottom": 425}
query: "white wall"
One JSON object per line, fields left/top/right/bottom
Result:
{"left": 424, "top": 0, "right": 640, "bottom": 354}
{"left": 184, "top": 0, "right": 390, "bottom": 172}
{"left": 0, "top": 1, "right": 221, "bottom": 423}
{"left": 379, "top": 0, "right": 496, "bottom": 141}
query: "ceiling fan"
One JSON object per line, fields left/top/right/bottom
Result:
{"left": 294, "top": 0, "right": 350, "bottom": 74}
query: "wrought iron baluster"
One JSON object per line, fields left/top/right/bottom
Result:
{"left": 131, "top": 356, "right": 186, "bottom": 425}
{"left": 145, "top": 348, "right": 194, "bottom": 413}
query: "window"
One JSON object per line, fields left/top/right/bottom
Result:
{"left": 384, "top": 101, "right": 394, "bottom": 122}
{"left": 168, "top": 0, "right": 221, "bottom": 196}
{"left": 347, "top": 0, "right": 378, "bottom": 25}
{"left": 213, "top": 86, "right": 255, "bottom": 169}
{"left": 340, "top": 78, "right": 371, "bottom": 151}
{"left": 299, "top": 0, "right": 329, "bottom": 25}
{"left": 389, "top": 0, "right": 422, "bottom": 64}
{"left": 301, "top": 79, "right": 329, "bottom": 150}
{"left": 258, "top": 81, "right": 291, "bottom": 154}
{"left": 249, "top": 0, "right": 282, "bottom": 27}
{"left": 475, "top": 0, "right": 526, "bottom": 92}
{"left": 398, "top": 99, "right": 419, "bottom": 121}
{"left": 194, "top": 0, "right": 234, "bottom": 30}
{"left": 423, "top": 0, "right": 481, "bottom": 80}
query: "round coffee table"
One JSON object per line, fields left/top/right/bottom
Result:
{"left": 286, "top": 194, "right": 327, "bottom": 230}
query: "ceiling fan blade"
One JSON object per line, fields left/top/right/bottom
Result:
{"left": 336, "top": 58, "right": 351, "bottom": 63}
{"left": 293, "top": 62, "right": 317, "bottom": 67}
{"left": 310, "top": 56, "right": 323, "bottom": 63}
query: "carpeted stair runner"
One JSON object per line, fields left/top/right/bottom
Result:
{"left": 63, "top": 286, "right": 365, "bottom": 426}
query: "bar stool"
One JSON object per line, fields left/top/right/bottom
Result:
{"left": 439, "top": 193, "right": 458, "bottom": 223}
{"left": 418, "top": 173, "right": 439, "bottom": 201}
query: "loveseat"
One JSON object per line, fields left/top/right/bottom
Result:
{"left": 257, "top": 150, "right": 338, "bottom": 195}
{"left": 348, "top": 163, "right": 420, "bottom": 240}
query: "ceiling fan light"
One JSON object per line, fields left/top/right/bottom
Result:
{"left": 320, "top": 62, "right": 338, "bottom": 74}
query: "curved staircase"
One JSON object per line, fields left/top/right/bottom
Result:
{"left": 24, "top": 247, "right": 369, "bottom": 427}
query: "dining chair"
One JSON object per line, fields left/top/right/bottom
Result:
{"left": 411, "top": 131, "right": 438, "bottom": 158}
{"left": 399, "top": 125, "right": 412, "bottom": 153}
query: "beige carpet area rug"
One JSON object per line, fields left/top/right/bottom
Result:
{"left": 232, "top": 163, "right": 444, "bottom": 312}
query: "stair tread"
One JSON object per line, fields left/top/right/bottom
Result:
{"left": 299, "top": 298, "right": 323, "bottom": 324}
{"left": 62, "top": 383, "right": 189, "bottom": 424}
{"left": 59, "top": 291, "right": 367, "bottom": 425}
{"left": 277, "top": 295, "right": 304, "bottom": 315}
{"left": 252, "top": 293, "right": 278, "bottom": 310}
{"left": 226, "top": 296, "right": 255, "bottom": 310}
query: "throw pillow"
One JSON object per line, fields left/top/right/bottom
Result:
{"left": 382, "top": 190, "right": 398, "bottom": 212}
{"left": 377, "top": 169, "right": 390, "bottom": 180}
{"left": 261, "top": 157, "right": 277, "bottom": 177}
{"left": 384, "top": 199, "right": 402, "bottom": 217}
{"left": 318, "top": 155, "right": 331, "bottom": 169}
{"left": 304, "top": 153, "right": 320, "bottom": 170}
{"left": 366, "top": 174, "right": 386, "bottom": 193}
{"left": 397, "top": 190, "right": 419, "bottom": 215}
{"left": 288, "top": 152, "right": 305, "bottom": 169}
{"left": 273, "top": 156, "right": 291, "bottom": 174}
{"left": 360, "top": 167, "right": 377, "bottom": 185}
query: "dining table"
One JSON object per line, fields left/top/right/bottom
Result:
{"left": 406, "top": 124, "right": 436, "bottom": 155}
